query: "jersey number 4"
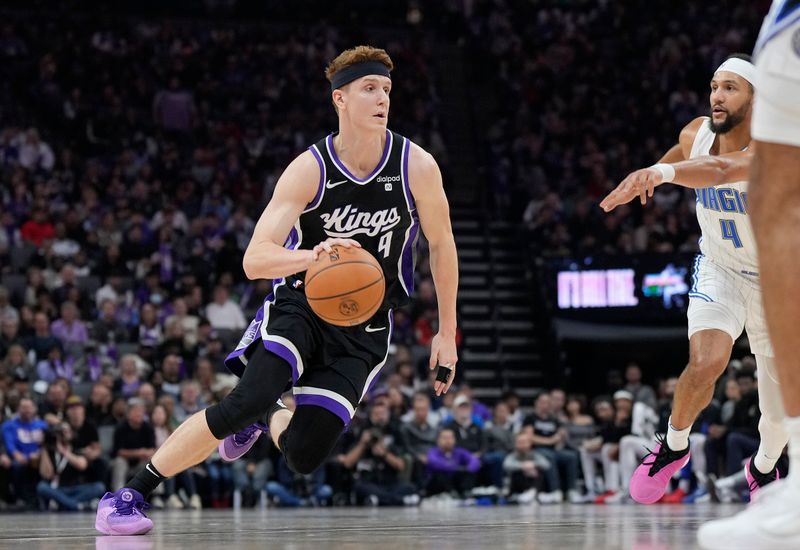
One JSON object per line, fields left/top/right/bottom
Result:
{"left": 378, "top": 231, "right": 392, "bottom": 258}
{"left": 720, "top": 219, "right": 743, "bottom": 248}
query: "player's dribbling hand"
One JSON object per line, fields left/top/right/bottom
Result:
{"left": 310, "top": 237, "right": 362, "bottom": 261}
{"left": 599, "top": 167, "right": 664, "bottom": 212}
{"left": 429, "top": 332, "right": 458, "bottom": 396}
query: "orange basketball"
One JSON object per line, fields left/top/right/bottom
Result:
{"left": 304, "top": 245, "right": 385, "bottom": 327}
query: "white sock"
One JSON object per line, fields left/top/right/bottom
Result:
{"left": 665, "top": 416, "right": 691, "bottom": 451}
{"left": 786, "top": 416, "right": 800, "bottom": 490}
{"left": 754, "top": 446, "right": 780, "bottom": 474}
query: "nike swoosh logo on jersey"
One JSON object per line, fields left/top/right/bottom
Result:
{"left": 365, "top": 325, "right": 386, "bottom": 332}
{"left": 325, "top": 179, "right": 348, "bottom": 189}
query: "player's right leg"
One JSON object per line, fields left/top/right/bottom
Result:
{"left": 95, "top": 345, "right": 291, "bottom": 536}
{"left": 630, "top": 282, "right": 740, "bottom": 504}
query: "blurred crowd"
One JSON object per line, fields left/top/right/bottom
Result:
{"left": 461, "top": 0, "right": 768, "bottom": 257}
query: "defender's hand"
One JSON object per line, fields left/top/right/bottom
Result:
{"left": 600, "top": 167, "right": 664, "bottom": 212}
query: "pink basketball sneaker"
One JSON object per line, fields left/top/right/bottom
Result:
{"left": 95, "top": 488, "right": 153, "bottom": 536}
{"left": 745, "top": 456, "right": 780, "bottom": 503}
{"left": 629, "top": 435, "right": 690, "bottom": 504}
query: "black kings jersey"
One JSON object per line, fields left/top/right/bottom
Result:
{"left": 284, "top": 129, "right": 420, "bottom": 310}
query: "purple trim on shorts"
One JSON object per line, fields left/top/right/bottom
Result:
{"left": 224, "top": 305, "right": 267, "bottom": 378}
{"left": 326, "top": 130, "right": 391, "bottom": 183}
{"left": 364, "top": 310, "right": 394, "bottom": 398}
{"left": 306, "top": 146, "right": 325, "bottom": 210}
{"left": 294, "top": 394, "right": 352, "bottom": 426}
{"left": 263, "top": 340, "right": 301, "bottom": 383}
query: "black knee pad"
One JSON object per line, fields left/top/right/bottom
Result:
{"left": 205, "top": 344, "right": 292, "bottom": 439}
{"left": 206, "top": 385, "right": 267, "bottom": 439}
{"left": 284, "top": 441, "right": 326, "bottom": 476}
{"left": 280, "top": 406, "right": 344, "bottom": 475}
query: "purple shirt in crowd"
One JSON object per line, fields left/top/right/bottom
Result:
{"left": 426, "top": 446, "right": 480, "bottom": 474}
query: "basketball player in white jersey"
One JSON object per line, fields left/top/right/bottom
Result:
{"left": 696, "top": 2, "right": 800, "bottom": 547}
{"left": 600, "top": 54, "right": 789, "bottom": 506}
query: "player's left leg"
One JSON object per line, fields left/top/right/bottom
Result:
{"left": 278, "top": 404, "right": 345, "bottom": 474}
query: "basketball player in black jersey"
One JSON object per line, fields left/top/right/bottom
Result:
{"left": 94, "top": 46, "right": 459, "bottom": 535}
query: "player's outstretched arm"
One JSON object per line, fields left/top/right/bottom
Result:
{"left": 600, "top": 149, "right": 753, "bottom": 212}
{"left": 243, "top": 152, "right": 360, "bottom": 280}
{"left": 408, "top": 144, "right": 458, "bottom": 396}
{"left": 600, "top": 117, "right": 712, "bottom": 212}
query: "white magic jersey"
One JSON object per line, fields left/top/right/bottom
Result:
{"left": 690, "top": 118, "right": 759, "bottom": 276}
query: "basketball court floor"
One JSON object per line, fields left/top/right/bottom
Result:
{"left": 0, "top": 504, "right": 743, "bottom": 549}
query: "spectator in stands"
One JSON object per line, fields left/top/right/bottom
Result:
{"left": 444, "top": 394, "right": 486, "bottom": 457}
{"left": 426, "top": 428, "right": 480, "bottom": 498}
{"left": 173, "top": 380, "right": 205, "bottom": 424}
{"left": 17, "top": 128, "right": 54, "bottom": 172}
{"left": 721, "top": 370, "right": 760, "bottom": 476}
{"left": 156, "top": 354, "right": 184, "bottom": 399}
{"left": 0, "top": 287, "right": 19, "bottom": 324}
{"left": 38, "top": 382, "right": 67, "bottom": 427}
{"left": 400, "top": 392, "right": 439, "bottom": 486}
{"left": 564, "top": 394, "right": 596, "bottom": 451}
{"left": 266, "top": 456, "right": 332, "bottom": 507}
{"left": 339, "top": 401, "right": 418, "bottom": 506}
{"left": 501, "top": 390, "right": 524, "bottom": 433}
{"left": 112, "top": 354, "right": 143, "bottom": 399}
{"left": 136, "top": 383, "right": 158, "bottom": 417}
{"left": 111, "top": 400, "right": 155, "bottom": 490}
{"left": 85, "top": 382, "right": 115, "bottom": 427}
{"left": 137, "top": 303, "right": 163, "bottom": 349}
{"left": 149, "top": 404, "right": 200, "bottom": 510}
{"left": 586, "top": 391, "right": 633, "bottom": 504}
{"left": 205, "top": 286, "right": 246, "bottom": 332}
{"left": 1, "top": 318, "right": 24, "bottom": 360}
{"left": 483, "top": 401, "right": 515, "bottom": 490}
{"left": 550, "top": 388, "right": 568, "bottom": 423}
{"left": 92, "top": 299, "right": 129, "bottom": 346}
{"left": 624, "top": 363, "right": 657, "bottom": 411}
{"left": 165, "top": 297, "right": 200, "bottom": 348}
{"left": 3, "top": 397, "right": 46, "bottom": 507}
{"left": 503, "top": 432, "right": 547, "bottom": 504}
{"left": 20, "top": 208, "right": 54, "bottom": 247}
{"left": 25, "top": 312, "right": 59, "bottom": 363}
{"left": 3, "top": 344, "right": 32, "bottom": 382}
{"left": 523, "top": 392, "right": 581, "bottom": 504}
{"left": 35, "top": 343, "right": 73, "bottom": 384}
{"left": 36, "top": 396, "right": 105, "bottom": 511}
{"left": 231, "top": 434, "right": 272, "bottom": 509}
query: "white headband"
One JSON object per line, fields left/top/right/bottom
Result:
{"left": 715, "top": 58, "right": 756, "bottom": 88}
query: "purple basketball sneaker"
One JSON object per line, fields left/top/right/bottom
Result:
{"left": 95, "top": 488, "right": 153, "bottom": 536}
{"left": 219, "top": 399, "right": 288, "bottom": 462}
{"left": 629, "top": 434, "right": 691, "bottom": 504}
{"left": 219, "top": 421, "right": 268, "bottom": 462}
{"left": 745, "top": 456, "right": 780, "bottom": 503}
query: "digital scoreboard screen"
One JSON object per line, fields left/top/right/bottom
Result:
{"left": 545, "top": 255, "right": 692, "bottom": 324}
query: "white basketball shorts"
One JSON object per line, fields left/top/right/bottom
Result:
{"left": 688, "top": 255, "right": 773, "bottom": 357}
